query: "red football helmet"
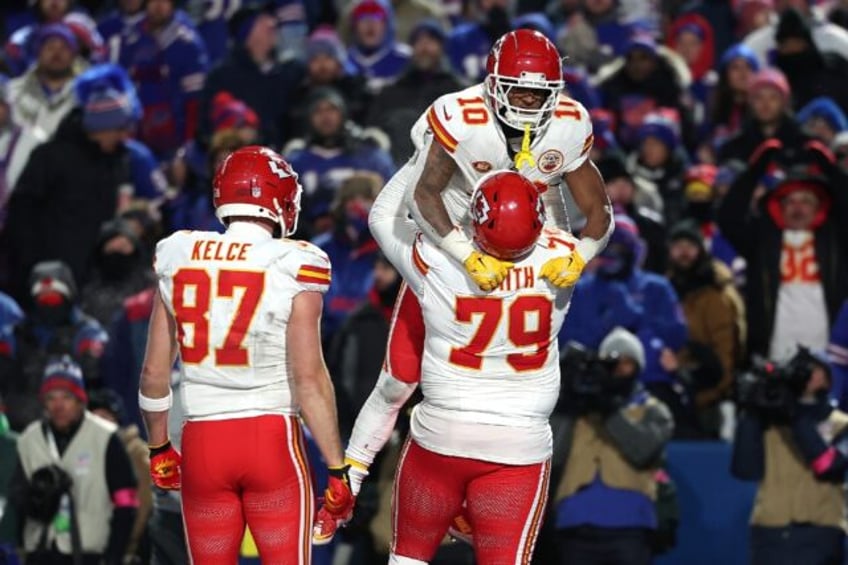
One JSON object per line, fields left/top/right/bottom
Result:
{"left": 471, "top": 171, "right": 545, "bottom": 260}
{"left": 213, "top": 146, "right": 302, "bottom": 236}
{"left": 485, "top": 29, "right": 564, "bottom": 131}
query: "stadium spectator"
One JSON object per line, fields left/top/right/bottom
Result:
{"left": 560, "top": 215, "right": 694, "bottom": 437}
{"left": 667, "top": 220, "right": 746, "bottom": 435}
{"left": 773, "top": 8, "right": 848, "bottom": 114}
{"left": 5, "top": 67, "right": 151, "bottom": 299}
{"left": 286, "top": 27, "right": 370, "bottom": 141}
{"left": 87, "top": 388, "right": 152, "bottom": 565}
{"left": 3, "top": 0, "right": 76, "bottom": 77}
{"left": 79, "top": 218, "right": 156, "bottom": 328}
{"left": 627, "top": 110, "right": 689, "bottom": 226}
{"left": 708, "top": 43, "right": 759, "bottom": 153}
{"left": 346, "top": 0, "right": 411, "bottom": 92}
{"left": 197, "top": 3, "right": 303, "bottom": 149}
{"left": 732, "top": 348, "right": 847, "bottom": 565}
{"left": 596, "top": 154, "right": 667, "bottom": 273}
{"left": 667, "top": 12, "right": 717, "bottom": 131}
{"left": 744, "top": 0, "right": 848, "bottom": 67}
{"left": 327, "top": 252, "right": 400, "bottom": 436}
{"left": 0, "top": 78, "right": 46, "bottom": 231}
{"left": 8, "top": 356, "right": 137, "bottom": 565}
{"left": 553, "top": 327, "right": 674, "bottom": 565}
{"left": 447, "top": 0, "right": 510, "bottom": 81}
{"left": 312, "top": 173, "right": 381, "bottom": 346}
{"left": 718, "top": 144, "right": 848, "bottom": 360}
{"left": 366, "top": 19, "right": 463, "bottom": 164}
{"left": 7, "top": 23, "right": 82, "bottom": 138}
{"left": 597, "top": 34, "right": 693, "bottom": 151}
{"left": 717, "top": 68, "right": 809, "bottom": 165}
{"left": 97, "top": 0, "right": 146, "bottom": 61}
{"left": 2, "top": 262, "right": 108, "bottom": 432}
{"left": 679, "top": 164, "right": 742, "bottom": 278}
{"left": 797, "top": 96, "right": 848, "bottom": 146}
{"left": 120, "top": 0, "right": 208, "bottom": 158}
{"left": 284, "top": 87, "right": 395, "bottom": 220}
{"left": 553, "top": 0, "right": 637, "bottom": 72}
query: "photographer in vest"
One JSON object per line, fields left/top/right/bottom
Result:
{"left": 8, "top": 356, "right": 138, "bottom": 565}
{"left": 732, "top": 347, "right": 848, "bottom": 565}
{"left": 552, "top": 327, "right": 675, "bottom": 565}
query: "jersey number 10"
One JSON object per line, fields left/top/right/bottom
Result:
{"left": 449, "top": 295, "right": 552, "bottom": 372}
{"left": 172, "top": 268, "right": 265, "bottom": 366}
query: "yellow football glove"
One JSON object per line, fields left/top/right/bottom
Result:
{"left": 539, "top": 250, "right": 587, "bottom": 288}
{"left": 463, "top": 251, "right": 513, "bottom": 291}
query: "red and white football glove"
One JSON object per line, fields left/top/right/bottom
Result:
{"left": 149, "top": 440, "right": 181, "bottom": 490}
{"left": 313, "top": 464, "right": 356, "bottom": 545}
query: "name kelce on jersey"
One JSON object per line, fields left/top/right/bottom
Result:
{"left": 190, "top": 239, "right": 252, "bottom": 262}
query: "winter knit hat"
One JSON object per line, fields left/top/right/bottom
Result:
{"left": 719, "top": 43, "right": 760, "bottom": 72}
{"left": 600, "top": 327, "right": 645, "bottom": 373}
{"left": 409, "top": 18, "right": 446, "bottom": 44}
{"left": 776, "top": 8, "right": 814, "bottom": 46}
{"left": 749, "top": 68, "right": 790, "bottom": 100}
{"left": 669, "top": 218, "right": 705, "bottom": 247}
{"left": 797, "top": 97, "right": 848, "bottom": 133}
{"left": 30, "top": 260, "right": 77, "bottom": 302}
{"left": 40, "top": 355, "right": 87, "bottom": 403}
{"left": 211, "top": 92, "right": 259, "bottom": 132}
{"left": 229, "top": 2, "right": 275, "bottom": 45}
{"left": 306, "top": 27, "right": 347, "bottom": 62}
{"left": 352, "top": 0, "right": 389, "bottom": 23}
{"left": 82, "top": 87, "right": 136, "bottom": 132}
{"left": 35, "top": 23, "right": 79, "bottom": 54}
{"left": 638, "top": 112, "right": 680, "bottom": 150}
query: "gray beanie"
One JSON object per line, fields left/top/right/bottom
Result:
{"left": 599, "top": 327, "right": 645, "bottom": 373}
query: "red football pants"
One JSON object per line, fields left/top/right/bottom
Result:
{"left": 180, "top": 415, "right": 313, "bottom": 564}
{"left": 392, "top": 439, "right": 551, "bottom": 565}
{"left": 384, "top": 283, "right": 425, "bottom": 384}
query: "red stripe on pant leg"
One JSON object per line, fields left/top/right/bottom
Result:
{"left": 385, "top": 283, "right": 425, "bottom": 384}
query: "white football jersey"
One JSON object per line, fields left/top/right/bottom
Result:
{"left": 376, "top": 190, "right": 577, "bottom": 464}
{"left": 409, "top": 83, "right": 594, "bottom": 226}
{"left": 154, "top": 222, "right": 332, "bottom": 421}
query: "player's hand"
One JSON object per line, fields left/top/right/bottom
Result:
{"left": 463, "top": 251, "right": 513, "bottom": 291}
{"left": 149, "top": 440, "right": 181, "bottom": 490}
{"left": 539, "top": 250, "right": 587, "bottom": 288}
{"left": 312, "top": 464, "right": 356, "bottom": 545}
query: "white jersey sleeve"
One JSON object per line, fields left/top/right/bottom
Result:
{"left": 553, "top": 95, "right": 594, "bottom": 174}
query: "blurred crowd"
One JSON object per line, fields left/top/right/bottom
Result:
{"left": 0, "top": 0, "right": 847, "bottom": 563}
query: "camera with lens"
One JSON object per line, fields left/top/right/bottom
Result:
{"left": 558, "top": 341, "right": 623, "bottom": 414}
{"left": 736, "top": 347, "right": 818, "bottom": 421}
{"left": 24, "top": 464, "right": 72, "bottom": 523}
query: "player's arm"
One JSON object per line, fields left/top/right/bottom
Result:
{"left": 287, "top": 290, "right": 344, "bottom": 468}
{"left": 288, "top": 291, "right": 355, "bottom": 538}
{"left": 407, "top": 138, "right": 512, "bottom": 291}
{"left": 566, "top": 159, "right": 614, "bottom": 256}
{"left": 138, "top": 290, "right": 182, "bottom": 490}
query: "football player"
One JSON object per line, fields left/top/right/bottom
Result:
{"left": 342, "top": 170, "right": 579, "bottom": 564}
{"left": 314, "top": 28, "right": 613, "bottom": 543}
{"left": 138, "top": 146, "right": 353, "bottom": 563}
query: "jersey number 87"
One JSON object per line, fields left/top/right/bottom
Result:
{"left": 172, "top": 268, "right": 265, "bottom": 366}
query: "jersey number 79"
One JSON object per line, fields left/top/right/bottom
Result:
{"left": 172, "top": 268, "right": 265, "bottom": 366}
{"left": 449, "top": 295, "right": 553, "bottom": 372}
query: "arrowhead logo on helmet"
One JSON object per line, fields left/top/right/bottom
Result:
{"left": 471, "top": 170, "right": 546, "bottom": 261}
{"left": 213, "top": 146, "right": 303, "bottom": 237}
